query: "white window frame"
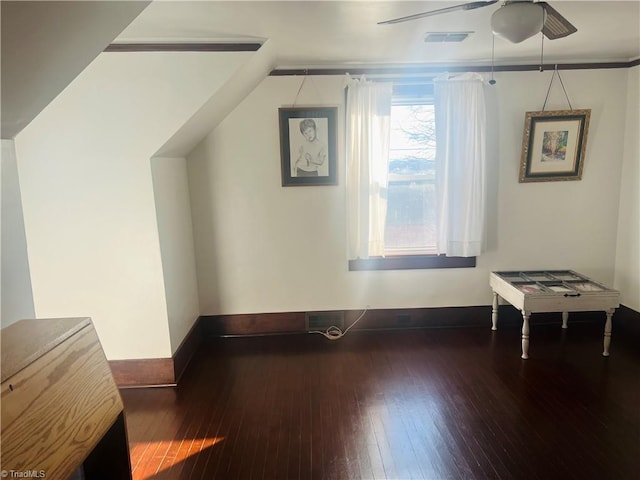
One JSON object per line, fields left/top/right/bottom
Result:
{"left": 384, "top": 85, "right": 437, "bottom": 256}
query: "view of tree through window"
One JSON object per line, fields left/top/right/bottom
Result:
{"left": 385, "top": 103, "right": 437, "bottom": 254}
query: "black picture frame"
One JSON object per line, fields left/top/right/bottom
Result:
{"left": 279, "top": 107, "right": 338, "bottom": 186}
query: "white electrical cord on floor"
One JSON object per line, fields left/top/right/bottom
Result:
{"left": 308, "top": 307, "right": 369, "bottom": 340}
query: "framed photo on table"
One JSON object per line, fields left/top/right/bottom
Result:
{"left": 279, "top": 107, "right": 337, "bottom": 186}
{"left": 519, "top": 109, "right": 591, "bottom": 183}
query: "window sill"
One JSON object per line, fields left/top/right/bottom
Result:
{"left": 348, "top": 254, "right": 476, "bottom": 271}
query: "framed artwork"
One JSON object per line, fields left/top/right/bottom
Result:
{"left": 279, "top": 107, "right": 337, "bottom": 186}
{"left": 519, "top": 109, "right": 591, "bottom": 183}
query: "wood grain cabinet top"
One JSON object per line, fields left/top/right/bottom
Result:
{"left": 1, "top": 318, "right": 129, "bottom": 479}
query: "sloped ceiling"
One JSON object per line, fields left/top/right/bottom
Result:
{"left": 1, "top": 1, "right": 150, "bottom": 139}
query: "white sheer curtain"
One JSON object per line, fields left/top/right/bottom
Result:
{"left": 345, "top": 78, "right": 393, "bottom": 259}
{"left": 434, "top": 73, "right": 487, "bottom": 257}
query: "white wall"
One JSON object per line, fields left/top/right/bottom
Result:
{"left": 15, "top": 51, "right": 252, "bottom": 359}
{"left": 614, "top": 66, "right": 640, "bottom": 311}
{"left": 484, "top": 69, "right": 627, "bottom": 281}
{"left": 188, "top": 69, "right": 630, "bottom": 316}
{"left": 151, "top": 157, "right": 200, "bottom": 354}
{"left": 1, "top": 139, "right": 35, "bottom": 327}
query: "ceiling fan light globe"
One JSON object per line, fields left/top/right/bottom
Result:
{"left": 491, "top": 3, "right": 546, "bottom": 43}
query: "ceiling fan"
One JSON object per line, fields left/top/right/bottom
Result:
{"left": 378, "top": 0, "right": 577, "bottom": 44}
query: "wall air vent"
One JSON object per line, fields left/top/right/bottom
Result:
{"left": 305, "top": 311, "right": 345, "bottom": 331}
{"left": 424, "top": 32, "right": 472, "bottom": 43}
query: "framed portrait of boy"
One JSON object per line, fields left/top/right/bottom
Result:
{"left": 278, "top": 107, "right": 338, "bottom": 186}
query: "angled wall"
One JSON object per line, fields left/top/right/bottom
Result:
{"left": 1, "top": 1, "right": 149, "bottom": 138}
{"left": 1, "top": 139, "right": 35, "bottom": 327}
{"left": 151, "top": 156, "right": 199, "bottom": 355}
{"left": 15, "top": 51, "right": 253, "bottom": 360}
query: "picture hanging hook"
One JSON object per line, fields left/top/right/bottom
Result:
{"left": 541, "top": 65, "right": 573, "bottom": 111}
{"left": 292, "top": 70, "right": 309, "bottom": 107}
{"left": 489, "top": 34, "right": 496, "bottom": 85}
{"left": 292, "top": 68, "right": 324, "bottom": 107}
{"left": 539, "top": 31, "right": 545, "bottom": 72}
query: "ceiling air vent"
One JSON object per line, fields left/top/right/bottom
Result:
{"left": 424, "top": 32, "right": 472, "bottom": 43}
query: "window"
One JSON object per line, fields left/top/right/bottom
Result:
{"left": 346, "top": 75, "right": 486, "bottom": 271}
{"left": 385, "top": 85, "right": 437, "bottom": 256}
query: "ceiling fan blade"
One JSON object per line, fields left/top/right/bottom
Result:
{"left": 378, "top": 1, "right": 498, "bottom": 25}
{"left": 539, "top": 2, "right": 577, "bottom": 39}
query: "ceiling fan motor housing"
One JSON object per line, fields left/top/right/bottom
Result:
{"left": 491, "top": 2, "right": 547, "bottom": 43}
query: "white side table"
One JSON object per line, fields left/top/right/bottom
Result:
{"left": 490, "top": 270, "right": 620, "bottom": 359}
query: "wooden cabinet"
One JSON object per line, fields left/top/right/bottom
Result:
{"left": 1, "top": 318, "right": 132, "bottom": 479}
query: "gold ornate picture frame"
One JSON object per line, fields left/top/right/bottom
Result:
{"left": 519, "top": 109, "right": 591, "bottom": 183}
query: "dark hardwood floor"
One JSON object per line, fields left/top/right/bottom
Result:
{"left": 121, "top": 321, "right": 640, "bottom": 480}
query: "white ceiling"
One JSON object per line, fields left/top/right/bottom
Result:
{"left": 116, "top": 1, "right": 640, "bottom": 68}
{"left": 3, "top": 1, "right": 637, "bottom": 140}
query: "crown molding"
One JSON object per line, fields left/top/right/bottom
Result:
{"left": 104, "top": 43, "right": 262, "bottom": 52}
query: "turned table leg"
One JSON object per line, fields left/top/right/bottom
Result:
{"left": 492, "top": 292, "right": 499, "bottom": 331}
{"left": 521, "top": 311, "right": 531, "bottom": 359}
{"left": 562, "top": 311, "right": 569, "bottom": 329}
{"left": 603, "top": 309, "right": 614, "bottom": 356}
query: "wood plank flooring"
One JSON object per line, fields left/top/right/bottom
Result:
{"left": 122, "top": 322, "right": 640, "bottom": 479}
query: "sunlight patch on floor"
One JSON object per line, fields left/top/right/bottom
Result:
{"left": 135, "top": 437, "right": 225, "bottom": 480}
